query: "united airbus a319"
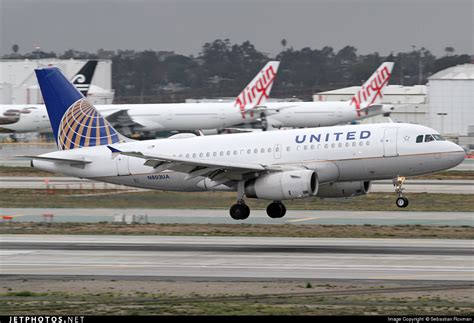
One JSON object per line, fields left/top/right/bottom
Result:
{"left": 23, "top": 67, "right": 465, "bottom": 220}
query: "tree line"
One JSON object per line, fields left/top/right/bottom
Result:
{"left": 4, "top": 40, "right": 471, "bottom": 103}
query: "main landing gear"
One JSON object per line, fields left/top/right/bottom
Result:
{"left": 229, "top": 200, "right": 250, "bottom": 220}
{"left": 229, "top": 200, "right": 288, "bottom": 220}
{"left": 393, "top": 176, "right": 409, "bottom": 208}
{"left": 266, "top": 201, "right": 287, "bottom": 218}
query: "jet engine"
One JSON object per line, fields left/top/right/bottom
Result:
{"left": 245, "top": 170, "right": 318, "bottom": 200}
{"left": 316, "top": 181, "right": 371, "bottom": 198}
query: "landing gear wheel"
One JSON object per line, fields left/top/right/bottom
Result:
{"left": 230, "top": 202, "right": 250, "bottom": 220}
{"left": 396, "top": 197, "right": 409, "bottom": 208}
{"left": 393, "top": 176, "right": 409, "bottom": 208}
{"left": 266, "top": 201, "right": 287, "bottom": 218}
{"left": 260, "top": 112, "right": 268, "bottom": 131}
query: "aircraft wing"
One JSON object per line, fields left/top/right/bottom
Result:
{"left": 107, "top": 146, "right": 289, "bottom": 185}
{"left": 105, "top": 109, "right": 138, "bottom": 128}
{"left": 107, "top": 145, "right": 340, "bottom": 187}
{"left": 245, "top": 104, "right": 299, "bottom": 116}
{"left": 358, "top": 104, "right": 384, "bottom": 116}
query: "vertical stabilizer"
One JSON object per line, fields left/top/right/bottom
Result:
{"left": 71, "top": 60, "right": 98, "bottom": 96}
{"left": 234, "top": 61, "right": 280, "bottom": 118}
{"left": 349, "top": 62, "right": 394, "bottom": 116}
{"left": 35, "top": 67, "right": 122, "bottom": 150}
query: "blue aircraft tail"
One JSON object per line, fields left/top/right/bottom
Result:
{"left": 35, "top": 67, "right": 121, "bottom": 150}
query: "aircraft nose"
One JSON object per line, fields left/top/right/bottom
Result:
{"left": 449, "top": 142, "right": 466, "bottom": 167}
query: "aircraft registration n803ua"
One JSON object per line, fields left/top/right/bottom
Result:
{"left": 25, "top": 67, "right": 465, "bottom": 220}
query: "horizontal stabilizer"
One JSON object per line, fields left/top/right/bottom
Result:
{"left": 15, "top": 155, "right": 92, "bottom": 165}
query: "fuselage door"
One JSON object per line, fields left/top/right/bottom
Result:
{"left": 383, "top": 128, "right": 398, "bottom": 157}
{"left": 117, "top": 155, "right": 130, "bottom": 176}
{"left": 273, "top": 144, "right": 282, "bottom": 159}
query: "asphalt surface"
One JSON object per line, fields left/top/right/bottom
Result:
{"left": 1, "top": 235, "right": 472, "bottom": 281}
{"left": 2, "top": 208, "right": 473, "bottom": 226}
{"left": 1, "top": 176, "right": 473, "bottom": 194}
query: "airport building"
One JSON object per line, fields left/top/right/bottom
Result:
{"left": 0, "top": 59, "right": 114, "bottom": 104}
{"left": 427, "top": 64, "right": 474, "bottom": 137}
{"left": 314, "top": 63, "right": 474, "bottom": 140}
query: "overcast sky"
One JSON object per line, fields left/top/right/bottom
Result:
{"left": 1, "top": 0, "right": 472, "bottom": 58}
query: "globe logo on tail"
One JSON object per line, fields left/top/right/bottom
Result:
{"left": 58, "top": 98, "right": 120, "bottom": 150}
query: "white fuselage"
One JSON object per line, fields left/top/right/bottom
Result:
{"left": 0, "top": 100, "right": 382, "bottom": 133}
{"left": 32, "top": 123, "right": 465, "bottom": 194}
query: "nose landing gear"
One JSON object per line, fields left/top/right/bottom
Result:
{"left": 393, "top": 176, "right": 409, "bottom": 208}
{"left": 260, "top": 112, "right": 268, "bottom": 131}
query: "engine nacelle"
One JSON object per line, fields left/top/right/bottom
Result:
{"left": 317, "top": 181, "right": 371, "bottom": 198}
{"left": 245, "top": 170, "right": 318, "bottom": 200}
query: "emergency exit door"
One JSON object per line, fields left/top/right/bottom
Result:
{"left": 383, "top": 128, "right": 398, "bottom": 157}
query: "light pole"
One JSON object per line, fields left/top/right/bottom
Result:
{"left": 437, "top": 113, "right": 448, "bottom": 135}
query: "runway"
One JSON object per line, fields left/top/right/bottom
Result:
{"left": 2, "top": 208, "right": 473, "bottom": 226}
{"left": 1, "top": 176, "right": 473, "bottom": 194}
{"left": 1, "top": 235, "right": 473, "bottom": 281}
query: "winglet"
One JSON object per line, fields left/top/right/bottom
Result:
{"left": 107, "top": 145, "right": 122, "bottom": 159}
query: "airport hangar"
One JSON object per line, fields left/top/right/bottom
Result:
{"left": 0, "top": 58, "right": 114, "bottom": 105}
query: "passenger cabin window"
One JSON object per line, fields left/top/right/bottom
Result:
{"left": 416, "top": 135, "right": 423, "bottom": 143}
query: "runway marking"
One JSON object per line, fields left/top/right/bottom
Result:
{"left": 370, "top": 273, "right": 474, "bottom": 279}
{"left": 287, "top": 217, "right": 319, "bottom": 223}
{"left": 3, "top": 263, "right": 473, "bottom": 272}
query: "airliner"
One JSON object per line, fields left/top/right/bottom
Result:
{"left": 23, "top": 67, "right": 465, "bottom": 220}
{"left": 255, "top": 61, "right": 396, "bottom": 130}
{"left": 0, "top": 60, "right": 98, "bottom": 130}
{"left": 1, "top": 62, "right": 393, "bottom": 135}
{"left": 0, "top": 61, "right": 279, "bottom": 134}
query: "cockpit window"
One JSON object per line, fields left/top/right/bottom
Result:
{"left": 432, "top": 134, "right": 446, "bottom": 141}
{"left": 416, "top": 135, "right": 423, "bottom": 143}
{"left": 425, "top": 135, "right": 435, "bottom": 142}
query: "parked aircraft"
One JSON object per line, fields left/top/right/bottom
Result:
{"left": 262, "top": 62, "right": 395, "bottom": 129}
{"left": 0, "top": 60, "right": 98, "bottom": 130}
{"left": 1, "top": 62, "right": 393, "bottom": 135}
{"left": 23, "top": 67, "right": 465, "bottom": 220}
